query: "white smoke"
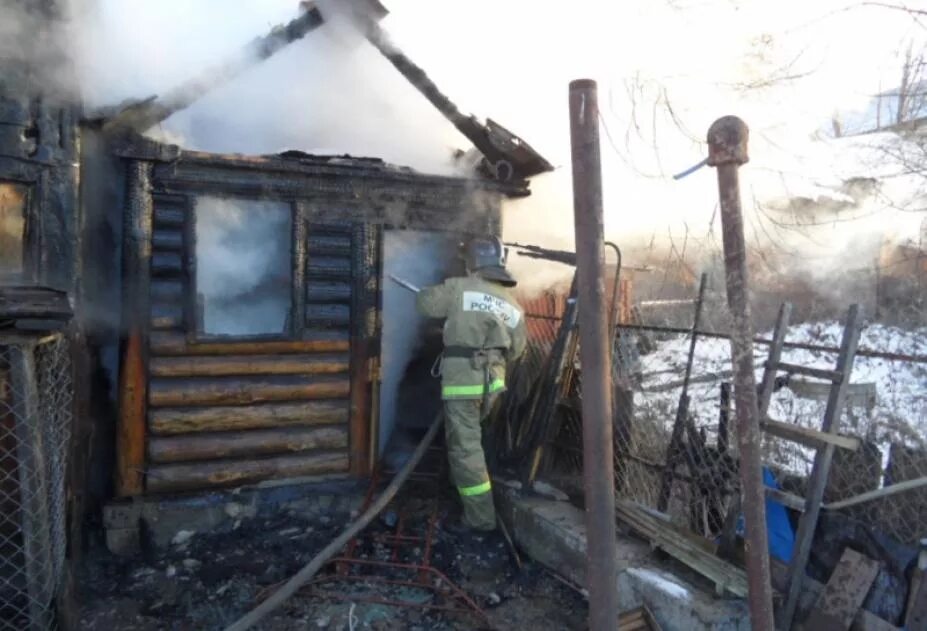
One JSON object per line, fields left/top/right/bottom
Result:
{"left": 195, "top": 197, "right": 292, "bottom": 337}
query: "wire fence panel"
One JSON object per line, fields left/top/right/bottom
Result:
{"left": 511, "top": 277, "right": 927, "bottom": 559}
{"left": 0, "top": 334, "right": 72, "bottom": 631}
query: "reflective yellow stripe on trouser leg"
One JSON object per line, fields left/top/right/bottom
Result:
{"left": 459, "top": 480, "right": 492, "bottom": 496}
{"left": 442, "top": 378, "right": 505, "bottom": 399}
{"left": 444, "top": 398, "right": 497, "bottom": 531}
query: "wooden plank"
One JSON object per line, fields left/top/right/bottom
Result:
{"left": 151, "top": 302, "right": 183, "bottom": 330}
{"left": 348, "top": 223, "right": 370, "bottom": 477}
{"left": 757, "top": 303, "right": 792, "bottom": 415}
{"left": 145, "top": 451, "right": 349, "bottom": 493}
{"left": 147, "top": 426, "right": 349, "bottom": 463}
{"left": 904, "top": 565, "right": 927, "bottom": 631}
{"left": 150, "top": 279, "right": 184, "bottom": 303}
{"left": 618, "top": 605, "right": 662, "bottom": 630}
{"left": 306, "top": 303, "right": 351, "bottom": 326}
{"left": 905, "top": 580, "right": 927, "bottom": 630}
{"left": 151, "top": 230, "right": 183, "bottom": 250}
{"left": 152, "top": 206, "right": 185, "bottom": 227}
{"left": 307, "top": 233, "right": 352, "bottom": 256}
{"left": 292, "top": 201, "right": 308, "bottom": 336}
{"left": 905, "top": 545, "right": 927, "bottom": 630}
{"left": 824, "top": 475, "right": 927, "bottom": 510}
{"left": 306, "top": 280, "right": 352, "bottom": 303}
{"left": 149, "top": 353, "right": 349, "bottom": 378}
{"left": 776, "top": 361, "right": 842, "bottom": 383}
{"left": 616, "top": 500, "right": 749, "bottom": 598}
{"left": 804, "top": 549, "right": 879, "bottom": 630}
{"left": 117, "top": 329, "right": 147, "bottom": 496}
{"left": 118, "top": 160, "right": 154, "bottom": 498}
{"left": 307, "top": 256, "right": 351, "bottom": 278}
{"left": 149, "top": 401, "right": 350, "bottom": 435}
{"left": 769, "top": 559, "right": 898, "bottom": 631}
{"left": 149, "top": 374, "right": 351, "bottom": 407}
{"left": 150, "top": 251, "right": 183, "bottom": 275}
{"left": 766, "top": 486, "right": 806, "bottom": 512}
{"left": 781, "top": 304, "right": 863, "bottom": 630}
{"left": 761, "top": 418, "right": 860, "bottom": 451}
{"left": 149, "top": 331, "right": 349, "bottom": 355}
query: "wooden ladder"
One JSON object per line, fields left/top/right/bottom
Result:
{"left": 754, "top": 304, "right": 864, "bottom": 629}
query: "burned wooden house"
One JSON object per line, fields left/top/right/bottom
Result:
{"left": 0, "top": 2, "right": 550, "bottom": 619}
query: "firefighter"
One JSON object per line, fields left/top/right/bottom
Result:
{"left": 416, "top": 235, "right": 527, "bottom": 534}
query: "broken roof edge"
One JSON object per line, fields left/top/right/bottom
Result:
{"left": 92, "top": 1, "right": 551, "bottom": 187}
{"left": 107, "top": 133, "right": 531, "bottom": 198}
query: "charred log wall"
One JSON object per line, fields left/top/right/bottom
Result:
{"left": 110, "top": 147, "right": 508, "bottom": 496}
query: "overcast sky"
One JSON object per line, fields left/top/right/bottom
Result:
{"left": 72, "top": 0, "right": 927, "bottom": 274}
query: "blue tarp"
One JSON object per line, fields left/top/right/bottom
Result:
{"left": 733, "top": 467, "right": 795, "bottom": 563}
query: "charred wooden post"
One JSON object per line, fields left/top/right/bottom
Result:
{"left": 718, "top": 382, "right": 731, "bottom": 454}
{"left": 658, "top": 272, "right": 708, "bottom": 512}
{"left": 523, "top": 274, "right": 580, "bottom": 484}
{"left": 707, "top": 115, "right": 775, "bottom": 631}
{"left": 569, "top": 79, "right": 619, "bottom": 631}
{"left": 116, "top": 161, "right": 154, "bottom": 497}
{"left": 356, "top": 4, "right": 553, "bottom": 181}
{"left": 348, "top": 223, "right": 373, "bottom": 477}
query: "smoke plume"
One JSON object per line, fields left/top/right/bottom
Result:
{"left": 195, "top": 197, "right": 292, "bottom": 337}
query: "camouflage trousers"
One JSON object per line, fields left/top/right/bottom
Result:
{"left": 444, "top": 396, "right": 497, "bottom": 531}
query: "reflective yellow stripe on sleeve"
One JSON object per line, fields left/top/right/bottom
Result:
{"left": 458, "top": 480, "right": 492, "bottom": 497}
{"left": 441, "top": 378, "right": 506, "bottom": 398}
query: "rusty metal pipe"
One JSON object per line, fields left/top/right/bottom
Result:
{"left": 707, "top": 116, "right": 775, "bottom": 631}
{"left": 569, "top": 79, "right": 619, "bottom": 631}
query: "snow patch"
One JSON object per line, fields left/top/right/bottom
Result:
{"left": 626, "top": 567, "right": 692, "bottom": 601}
{"left": 637, "top": 320, "right": 927, "bottom": 477}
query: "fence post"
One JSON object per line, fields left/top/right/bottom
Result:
{"left": 707, "top": 116, "right": 775, "bottom": 631}
{"left": 569, "top": 78, "right": 619, "bottom": 631}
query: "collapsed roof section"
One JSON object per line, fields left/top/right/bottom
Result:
{"left": 98, "top": 0, "right": 552, "bottom": 187}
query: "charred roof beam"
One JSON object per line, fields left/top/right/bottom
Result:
{"left": 351, "top": 1, "right": 554, "bottom": 182}
{"left": 102, "top": 4, "right": 326, "bottom": 135}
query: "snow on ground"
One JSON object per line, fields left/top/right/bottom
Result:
{"left": 636, "top": 321, "right": 927, "bottom": 477}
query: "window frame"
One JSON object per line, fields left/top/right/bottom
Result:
{"left": 187, "top": 194, "right": 300, "bottom": 343}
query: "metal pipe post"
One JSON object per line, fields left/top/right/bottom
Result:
{"left": 569, "top": 79, "right": 619, "bottom": 631}
{"left": 707, "top": 116, "right": 775, "bottom": 631}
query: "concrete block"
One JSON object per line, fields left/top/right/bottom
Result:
{"left": 105, "top": 527, "right": 140, "bottom": 556}
{"left": 496, "top": 486, "right": 750, "bottom": 631}
{"left": 103, "top": 479, "right": 363, "bottom": 551}
{"left": 102, "top": 501, "right": 141, "bottom": 529}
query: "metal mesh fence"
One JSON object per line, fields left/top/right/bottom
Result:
{"left": 0, "top": 333, "right": 72, "bottom": 631}
{"left": 514, "top": 276, "right": 927, "bottom": 557}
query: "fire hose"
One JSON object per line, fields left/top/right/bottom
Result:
{"left": 223, "top": 411, "right": 445, "bottom": 631}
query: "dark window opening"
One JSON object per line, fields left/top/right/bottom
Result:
{"left": 0, "top": 182, "right": 28, "bottom": 281}
{"left": 194, "top": 196, "right": 292, "bottom": 338}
